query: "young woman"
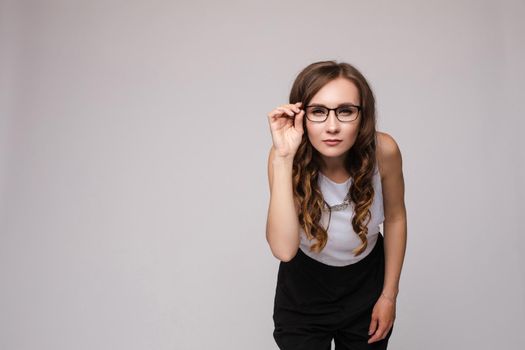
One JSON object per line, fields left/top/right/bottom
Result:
{"left": 266, "top": 60, "right": 407, "bottom": 350}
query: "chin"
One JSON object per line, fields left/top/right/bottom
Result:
{"left": 323, "top": 152, "right": 346, "bottom": 158}
{"left": 318, "top": 149, "right": 347, "bottom": 157}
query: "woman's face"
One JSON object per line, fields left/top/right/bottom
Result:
{"left": 305, "top": 77, "right": 361, "bottom": 168}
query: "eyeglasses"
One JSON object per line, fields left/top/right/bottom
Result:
{"left": 305, "top": 104, "right": 361, "bottom": 123}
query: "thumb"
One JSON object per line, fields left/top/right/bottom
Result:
{"left": 368, "top": 315, "right": 378, "bottom": 335}
{"left": 294, "top": 110, "right": 305, "bottom": 134}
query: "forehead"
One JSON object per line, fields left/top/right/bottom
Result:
{"left": 309, "top": 77, "right": 359, "bottom": 106}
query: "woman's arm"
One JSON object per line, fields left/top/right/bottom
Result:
{"left": 266, "top": 146, "right": 301, "bottom": 262}
{"left": 377, "top": 132, "right": 407, "bottom": 301}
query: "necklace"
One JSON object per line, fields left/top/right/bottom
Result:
{"left": 323, "top": 192, "right": 351, "bottom": 212}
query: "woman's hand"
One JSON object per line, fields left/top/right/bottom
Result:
{"left": 267, "top": 102, "right": 305, "bottom": 158}
{"left": 367, "top": 294, "right": 396, "bottom": 344}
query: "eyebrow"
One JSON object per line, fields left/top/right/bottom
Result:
{"left": 308, "top": 102, "right": 358, "bottom": 107}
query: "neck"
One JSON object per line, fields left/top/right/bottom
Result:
{"left": 320, "top": 154, "right": 346, "bottom": 174}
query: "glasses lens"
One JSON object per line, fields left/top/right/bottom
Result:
{"left": 306, "top": 106, "right": 328, "bottom": 122}
{"left": 336, "top": 106, "right": 359, "bottom": 121}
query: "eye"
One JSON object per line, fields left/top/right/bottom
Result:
{"left": 338, "top": 107, "right": 357, "bottom": 116}
{"left": 312, "top": 108, "right": 327, "bottom": 115}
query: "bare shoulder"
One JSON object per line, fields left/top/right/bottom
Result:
{"left": 375, "top": 132, "right": 406, "bottom": 221}
{"left": 376, "top": 131, "right": 403, "bottom": 181}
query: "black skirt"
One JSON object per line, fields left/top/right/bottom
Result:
{"left": 272, "top": 233, "right": 393, "bottom": 350}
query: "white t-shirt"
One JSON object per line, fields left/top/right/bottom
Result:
{"left": 299, "top": 162, "right": 385, "bottom": 266}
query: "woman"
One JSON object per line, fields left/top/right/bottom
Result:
{"left": 266, "top": 60, "right": 407, "bottom": 350}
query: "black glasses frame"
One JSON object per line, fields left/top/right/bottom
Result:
{"left": 304, "top": 104, "right": 362, "bottom": 123}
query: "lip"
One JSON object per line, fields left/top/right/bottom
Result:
{"left": 323, "top": 140, "right": 342, "bottom": 146}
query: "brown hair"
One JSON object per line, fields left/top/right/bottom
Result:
{"left": 289, "top": 60, "right": 378, "bottom": 256}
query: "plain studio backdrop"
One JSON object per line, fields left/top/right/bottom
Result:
{"left": 1, "top": 0, "right": 524, "bottom": 349}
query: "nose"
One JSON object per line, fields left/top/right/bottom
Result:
{"left": 325, "top": 110, "right": 340, "bottom": 130}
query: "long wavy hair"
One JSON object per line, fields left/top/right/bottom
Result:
{"left": 290, "top": 60, "right": 378, "bottom": 257}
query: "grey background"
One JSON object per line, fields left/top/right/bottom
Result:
{"left": 1, "top": 0, "right": 524, "bottom": 349}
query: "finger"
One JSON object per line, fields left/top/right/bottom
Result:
{"left": 368, "top": 315, "right": 378, "bottom": 336}
{"left": 267, "top": 109, "right": 288, "bottom": 121}
{"left": 368, "top": 330, "right": 382, "bottom": 343}
{"left": 287, "top": 104, "right": 301, "bottom": 114}
{"left": 280, "top": 106, "right": 299, "bottom": 116}
{"left": 368, "top": 321, "right": 387, "bottom": 343}
{"left": 267, "top": 110, "right": 280, "bottom": 119}
{"left": 277, "top": 107, "right": 295, "bottom": 117}
{"left": 384, "top": 323, "right": 393, "bottom": 338}
{"left": 268, "top": 107, "right": 289, "bottom": 117}
{"left": 294, "top": 110, "right": 304, "bottom": 133}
